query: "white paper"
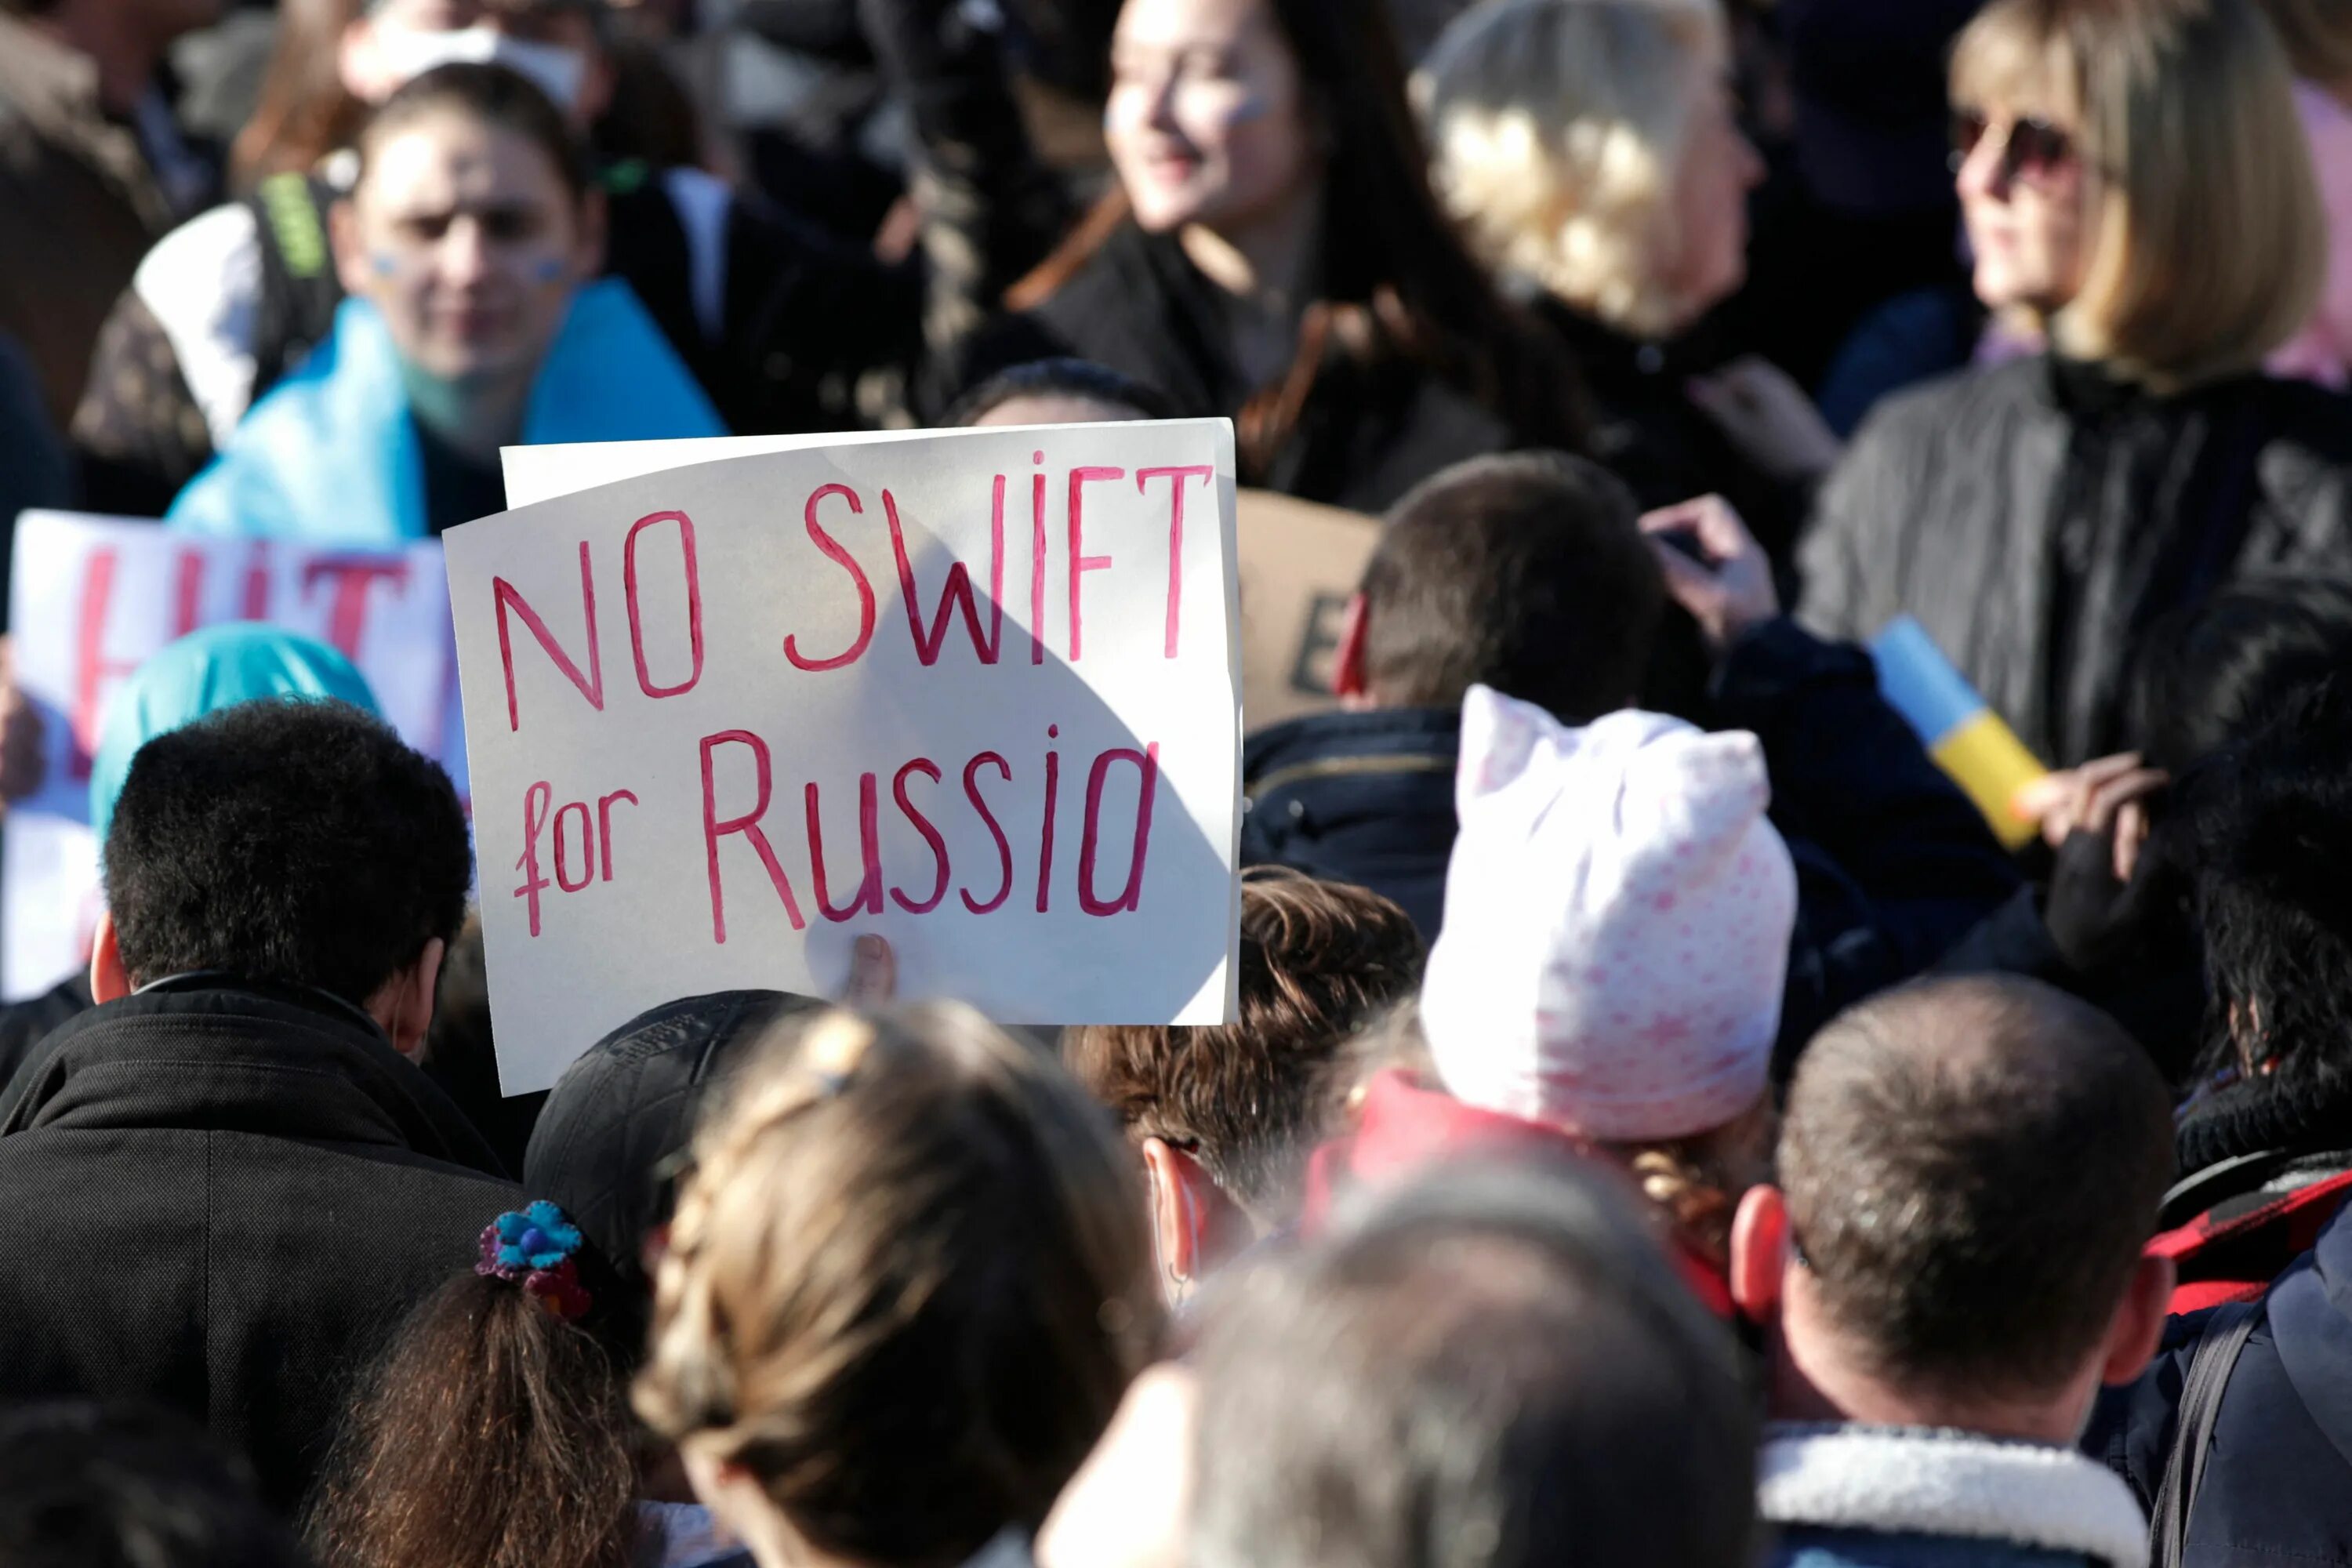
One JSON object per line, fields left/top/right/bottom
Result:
{"left": 3, "top": 512, "right": 457, "bottom": 999}
{"left": 452, "top": 422, "right": 1244, "bottom": 1093}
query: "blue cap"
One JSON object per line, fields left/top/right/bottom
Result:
{"left": 90, "top": 625, "right": 380, "bottom": 850}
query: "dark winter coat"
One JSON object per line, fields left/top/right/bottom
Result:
{"left": 982, "top": 223, "right": 1539, "bottom": 514}
{"left": 1798, "top": 354, "right": 2352, "bottom": 765}
{"left": 0, "top": 978, "right": 520, "bottom": 1511}
{"left": 1242, "top": 619, "right": 2021, "bottom": 1072}
{"left": 2095, "top": 1200, "right": 2352, "bottom": 1567}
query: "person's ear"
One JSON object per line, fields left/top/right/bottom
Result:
{"left": 89, "top": 909, "right": 132, "bottom": 1004}
{"left": 2100, "top": 1253, "right": 2177, "bottom": 1386}
{"left": 1141, "top": 1136, "right": 1248, "bottom": 1301}
{"left": 329, "top": 196, "right": 373, "bottom": 299}
{"left": 371, "top": 936, "right": 446, "bottom": 1061}
{"left": 1334, "top": 593, "right": 1371, "bottom": 707}
{"left": 1730, "top": 1184, "right": 1791, "bottom": 1323}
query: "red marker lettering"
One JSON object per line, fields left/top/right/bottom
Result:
{"left": 71, "top": 549, "right": 135, "bottom": 781}
{"left": 806, "top": 773, "right": 884, "bottom": 921}
{"left": 1066, "top": 466, "right": 1124, "bottom": 661}
{"left": 885, "top": 485, "right": 1004, "bottom": 666}
{"left": 304, "top": 557, "right": 412, "bottom": 660}
{"left": 1036, "top": 725, "right": 1062, "bottom": 913}
{"left": 554, "top": 800, "right": 594, "bottom": 893}
{"left": 514, "top": 780, "right": 554, "bottom": 936}
{"left": 1029, "top": 455, "right": 1048, "bottom": 666}
{"left": 597, "top": 789, "right": 637, "bottom": 882}
{"left": 494, "top": 541, "right": 604, "bottom": 732}
{"left": 891, "top": 758, "right": 950, "bottom": 914}
{"left": 623, "top": 510, "right": 704, "bottom": 699}
{"left": 1079, "top": 743, "right": 1162, "bottom": 916}
{"left": 961, "top": 751, "right": 1014, "bottom": 913}
{"left": 699, "top": 730, "right": 807, "bottom": 942}
{"left": 1137, "top": 466, "right": 1212, "bottom": 659}
{"left": 784, "top": 483, "right": 877, "bottom": 672}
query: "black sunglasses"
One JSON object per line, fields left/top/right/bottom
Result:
{"left": 1949, "top": 110, "right": 2079, "bottom": 184}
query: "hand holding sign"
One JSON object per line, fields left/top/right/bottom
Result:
{"left": 448, "top": 421, "right": 1243, "bottom": 1093}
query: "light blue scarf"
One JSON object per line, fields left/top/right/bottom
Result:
{"left": 166, "top": 278, "right": 725, "bottom": 543}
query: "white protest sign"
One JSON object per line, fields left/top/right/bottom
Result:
{"left": 3, "top": 511, "right": 457, "bottom": 999}
{"left": 451, "top": 421, "right": 1244, "bottom": 1094}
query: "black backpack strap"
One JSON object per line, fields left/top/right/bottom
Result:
{"left": 2151, "top": 1298, "right": 2263, "bottom": 1568}
{"left": 246, "top": 171, "right": 348, "bottom": 401}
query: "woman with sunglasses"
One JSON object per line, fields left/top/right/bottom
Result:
{"left": 1795, "top": 0, "right": 2352, "bottom": 769}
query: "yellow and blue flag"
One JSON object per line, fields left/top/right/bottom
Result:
{"left": 1869, "top": 618, "right": 2047, "bottom": 851}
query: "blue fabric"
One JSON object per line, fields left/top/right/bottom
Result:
{"left": 89, "top": 624, "right": 378, "bottom": 848}
{"left": 165, "top": 278, "right": 724, "bottom": 544}
{"left": 1871, "top": 616, "right": 1984, "bottom": 747}
{"left": 1773, "top": 1528, "right": 2100, "bottom": 1568}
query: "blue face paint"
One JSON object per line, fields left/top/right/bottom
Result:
{"left": 532, "top": 256, "right": 566, "bottom": 283}
{"left": 369, "top": 252, "right": 401, "bottom": 278}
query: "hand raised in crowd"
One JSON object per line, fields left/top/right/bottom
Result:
{"left": 1685, "top": 356, "right": 1846, "bottom": 485}
{"left": 2014, "top": 754, "right": 2176, "bottom": 974}
{"left": 1639, "top": 494, "right": 1780, "bottom": 654}
{"left": 0, "top": 637, "right": 44, "bottom": 808}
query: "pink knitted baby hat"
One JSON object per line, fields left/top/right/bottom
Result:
{"left": 1421, "top": 686, "right": 1798, "bottom": 1142}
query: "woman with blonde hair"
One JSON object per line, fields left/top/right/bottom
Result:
{"left": 1421, "top": 0, "right": 1834, "bottom": 560}
{"left": 635, "top": 1005, "right": 1162, "bottom": 1568}
{"left": 1796, "top": 0, "right": 2352, "bottom": 768}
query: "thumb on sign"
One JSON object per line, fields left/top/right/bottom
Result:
{"left": 842, "top": 934, "right": 898, "bottom": 1007}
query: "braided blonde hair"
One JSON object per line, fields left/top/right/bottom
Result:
{"left": 635, "top": 1005, "right": 1161, "bottom": 1568}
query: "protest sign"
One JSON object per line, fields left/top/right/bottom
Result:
{"left": 510, "top": 444, "right": 1377, "bottom": 733}
{"left": 455, "top": 421, "right": 1243, "bottom": 1094}
{"left": 1232, "top": 491, "right": 1379, "bottom": 729}
{"left": 3, "top": 511, "right": 456, "bottom": 1000}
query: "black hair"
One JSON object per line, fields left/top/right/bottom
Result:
{"left": 2188, "top": 675, "right": 2352, "bottom": 1096}
{"left": 1781, "top": 976, "right": 2175, "bottom": 1401}
{"left": 2127, "top": 574, "right": 2352, "bottom": 772}
{"left": 0, "top": 1403, "right": 312, "bottom": 1568}
{"left": 1359, "top": 450, "right": 1664, "bottom": 720}
{"left": 944, "top": 358, "right": 1174, "bottom": 427}
{"left": 1188, "top": 1154, "right": 1756, "bottom": 1568}
{"left": 358, "top": 62, "right": 594, "bottom": 206}
{"left": 103, "top": 698, "right": 471, "bottom": 1009}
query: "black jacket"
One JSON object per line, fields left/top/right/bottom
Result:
{"left": 981, "top": 223, "right": 1534, "bottom": 513}
{"left": 1242, "top": 619, "right": 2020, "bottom": 1070}
{"left": 2095, "top": 1201, "right": 2352, "bottom": 1567}
{"left": 0, "top": 979, "right": 520, "bottom": 1511}
{"left": 1798, "top": 354, "right": 2352, "bottom": 766}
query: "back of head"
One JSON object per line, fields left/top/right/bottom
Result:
{"left": 91, "top": 624, "right": 379, "bottom": 850}
{"left": 1779, "top": 976, "right": 2174, "bottom": 1403}
{"left": 1952, "top": 0, "right": 2321, "bottom": 388}
{"left": 305, "top": 1203, "right": 636, "bottom": 1568}
{"left": 1422, "top": 0, "right": 1729, "bottom": 336}
{"left": 1189, "top": 1154, "right": 1757, "bottom": 1568}
{"left": 945, "top": 358, "right": 1173, "bottom": 427}
{"left": 103, "top": 698, "right": 469, "bottom": 1007}
{"left": 635, "top": 1006, "right": 1162, "bottom": 1568}
{"left": 2188, "top": 676, "right": 2352, "bottom": 1096}
{"left": 2254, "top": 0, "right": 2352, "bottom": 90}
{"left": 1362, "top": 451, "right": 1662, "bottom": 720}
{"left": 0, "top": 1403, "right": 311, "bottom": 1568}
{"left": 2127, "top": 575, "right": 2352, "bottom": 772}
{"left": 1067, "top": 869, "right": 1425, "bottom": 1226}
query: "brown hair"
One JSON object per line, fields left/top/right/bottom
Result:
{"left": 2255, "top": 0, "right": 2352, "bottom": 94}
{"left": 357, "top": 62, "right": 594, "bottom": 206}
{"left": 305, "top": 1268, "right": 641, "bottom": 1568}
{"left": 1951, "top": 0, "right": 2325, "bottom": 390}
{"left": 1779, "top": 976, "right": 2175, "bottom": 1402}
{"left": 1008, "top": 0, "right": 1587, "bottom": 480}
{"left": 1360, "top": 450, "right": 1665, "bottom": 720}
{"left": 1066, "top": 869, "right": 1425, "bottom": 1224}
{"left": 1597, "top": 1098, "right": 1774, "bottom": 1273}
{"left": 634, "top": 1005, "right": 1161, "bottom": 1568}
{"left": 233, "top": 0, "right": 371, "bottom": 187}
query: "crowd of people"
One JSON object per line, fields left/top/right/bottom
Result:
{"left": 12, "top": 0, "right": 2352, "bottom": 1563}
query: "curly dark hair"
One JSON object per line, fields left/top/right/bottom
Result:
{"left": 103, "top": 698, "right": 470, "bottom": 1007}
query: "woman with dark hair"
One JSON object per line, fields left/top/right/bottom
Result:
{"left": 989, "top": 0, "right": 1586, "bottom": 510}
{"left": 307, "top": 1200, "right": 747, "bottom": 1568}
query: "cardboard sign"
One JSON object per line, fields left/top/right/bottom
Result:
{"left": 454, "top": 422, "right": 1244, "bottom": 1093}
{"left": 2, "top": 512, "right": 456, "bottom": 1000}
{"left": 1232, "top": 491, "right": 1380, "bottom": 730}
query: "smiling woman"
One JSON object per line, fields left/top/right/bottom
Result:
{"left": 984, "top": 0, "right": 1589, "bottom": 512}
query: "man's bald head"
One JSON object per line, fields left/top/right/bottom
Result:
{"left": 1779, "top": 977, "right": 2174, "bottom": 1403}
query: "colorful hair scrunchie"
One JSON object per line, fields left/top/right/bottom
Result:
{"left": 477, "top": 1200, "right": 593, "bottom": 1322}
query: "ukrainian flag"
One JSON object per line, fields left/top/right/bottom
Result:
{"left": 1870, "top": 618, "right": 2047, "bottom": 851}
